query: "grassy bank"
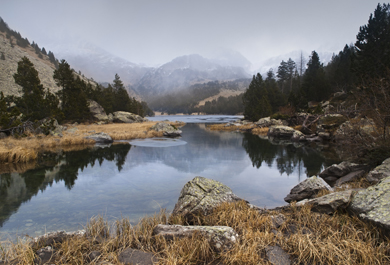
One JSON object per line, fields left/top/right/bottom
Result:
{"left": 207, "top": 123, "right": 269, "bottom": 136}
{"left": 0, "top": 121, "right": 184, "bottom": 165}
{"left": 1, "top": 201, "right": 388, "bottom": 264}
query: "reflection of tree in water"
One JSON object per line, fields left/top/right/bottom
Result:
{"left": 0, "top": 143, "right": 131, "bottom": 227}
{"left": 53, "top": 143, "right": 131, "bottom": 189}
{"left": 242, "top": 133, "right": 334, "bottom": 177}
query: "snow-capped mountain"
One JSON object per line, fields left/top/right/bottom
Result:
{"left": 134, "top": 54, "right": 250, "bottom": 98}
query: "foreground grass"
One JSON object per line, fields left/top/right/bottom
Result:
{"left": 0, "top": 121, "right": 184, "bottom": 165}
{"left": 1, "top": 201, "right": 388, "bottom": 264}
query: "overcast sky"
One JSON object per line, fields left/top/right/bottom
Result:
{"left": 1, "top": 0, "right": 382, "bottom": 67}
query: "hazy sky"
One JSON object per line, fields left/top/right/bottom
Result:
{"left": 1, "top": 0, "right": 382, "bottom": 67}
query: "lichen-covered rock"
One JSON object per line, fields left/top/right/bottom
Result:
{"left": 84, "top": 132, "right": 113, "bottom": 144}
{"left": 172, "top": 176, "right": 243, "bottom": 220}
{"left": 333, "top": 118, "right": 377, "bottom": 141}
{"left": 118, "top": 248, "right": 157, "bottom": 265}
{"left": 290, "top": 130, "right": 305, "bottom": 142}
{"left": 284, "top": 176, "right": 330, "bottom": 203}
{"left": 36, "top": 118, "right": 66, "bottom": 136}
{"left": 88, "top": 100, "right": 109, "bottom": 122}
{"left": 366, "top": 157, "right": 390, "bottom": 184}
{"left": 297, "top": 190, "right": 354, "bottom": 215}
{"left": 150, "top": 122, "right": 182, "bottom": 137}
{"left": 255, "top": 117, "right": 283, "bottom": 128}
{"left": 153, "top": 224, "right": 238, "bottom": 251}
{"left": 112, "top": 111, "right": 148, "bottom": 123}
{"left": 349, "top": 176, "right": 390, "bottom": 235}
{"left": 268, "top": 126, "right": 299, "bottom": 139}
{"left": 335, "top": 170, "right": 366, "bottom": 186}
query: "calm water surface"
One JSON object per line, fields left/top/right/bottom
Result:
{"left": 0, "top": 115, "right": 339, "bottom": 240}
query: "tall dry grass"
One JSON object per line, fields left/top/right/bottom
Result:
{"left": 0, "top": 121, "right": 183, "bottom": 166}
{"left": 2, "top": 201, "right": 388, "bottom": 264}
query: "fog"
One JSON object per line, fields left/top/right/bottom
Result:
{"left": 1, "top": 0, "right": 381, "bottom": 68}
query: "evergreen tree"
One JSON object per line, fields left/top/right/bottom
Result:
{"left": 53, "top": 60, "right": 89, "bottom": 121}
{"left": 112, "top": 74, "right": 132, "bottom": 112}
{"left": 243, "top": 73, "right": 271, "bottom": 121}
{"left": 301, "top": 51, "right": 331, "bottom": 103}
{"left": 353, "top": 3, "right": 390, "bottom": 79}
{"left": 13, "top": 56, "right": 61, "bottom": 121}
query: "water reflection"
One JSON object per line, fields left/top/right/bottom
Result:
{"left": 0, "top": 143, "right": 131, "bottom": 229}
{"left": 242, "top": 133, "right": 334, "bottom": 178}
{"left": 0, "top": 122, "right": 341, "bottom": 240}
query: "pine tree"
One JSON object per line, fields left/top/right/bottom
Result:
{"left": 53, "top": 60, "right": 89, "bottom": 121}
{"left": 13, "top": 57, "right": 61, "bottom": 121}
{"left": 243, "top": 73, "right": 272, "bottom": 121}
{"left": 353, "top": 3, "right": 390, "bottom": 79}
{"left": 301, "top": 51, "right": 331, "bottom": 103}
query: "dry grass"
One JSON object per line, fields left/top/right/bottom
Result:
{"left": 1, "top": 201, "right": 388, "bottom": 264}
{"left": 0, "top": 121, "right": 183, "bottom": 166}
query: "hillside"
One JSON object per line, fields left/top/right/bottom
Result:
{"left": 0, "top": 32, "right": 96, "bottom": 98}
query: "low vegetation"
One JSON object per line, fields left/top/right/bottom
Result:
{"left": 0, "top": 121, "right": 184, "bottom": 164}
{"left": 1, "top": 201, "right": 388, "bottom": 264}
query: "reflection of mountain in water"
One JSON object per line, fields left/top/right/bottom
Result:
{"left": 125, "top": 123, "right": 249, "bottom": 174}
{"left": 242, "top": 133, "right": 338, "bottom": 177}
{"left": 0, "top": 143, "right": 131, "bottom": 228}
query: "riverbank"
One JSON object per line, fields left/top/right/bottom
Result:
{"left": 1, "top": 196, "right": 388, "bottom": 264}
{"left": 0, "top": 121, "right": 184, "bottom": 165}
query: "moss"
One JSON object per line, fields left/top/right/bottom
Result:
{"left": 270, "top": 113, "right": 290, "bottom": 120}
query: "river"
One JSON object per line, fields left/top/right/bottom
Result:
{"left": 0, "top": 115, "right": 339, "bottom": 240}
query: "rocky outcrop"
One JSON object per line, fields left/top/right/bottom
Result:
{"left": 366, "top": 157, "right": 390, "bottom": 184}
{"left": 265, "top": 245, "right": 291, "bottom": 265}
{"left": 112, "top": 111, "right": 148, "bottom": 123}
{"left": 316, "top": 114, "right": 347, "bottom": 132}
{"left": 333, "top": 118, "right": 377, "bottom": 141}
{"left": 284, "top": 176, "right": 330, "bottom": 203}
{"left": 268, "top": 126, "right": 300, "bottom": 139}
{"left": 296, "top": 190, "right": 354, "bottom": 215}
{"left": 150, "top": 122, "right": 182, "bottom": 137}
{"left": 36, "top": 118, "right": 66, "bottom": 136}
{"left": 319, "top": 161, "right": 368, "bottom": 186}
{"left": 171, "top": 176, "right": 243, "bottom": 221}
{"left": 153, "top": 224, "right": 238, "bottom": 251}
{"left": 88, "top": 100, "right": 109, "bottom": 122}
{"left": 349, "top": 176, "right": 390, "bottom": 235}
{"left": 84, "top": 132, "right": 113, "bottom": 144}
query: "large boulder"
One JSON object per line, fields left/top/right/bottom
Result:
{"left": 84, "top": 132, "right": 113, "bottom": 144}
{"left": 348, "top": 176, "right": 390, "bottom": 235}
{"left": 36, "top": 118, "right": 66, "bottom": 136}
{"left": 366, "top": 157, "right": 390, "bottom": 184}
{"left": 112, "top": 111, "right": 148, "bottom": 123}
{"left": 88, "top": 100, "right": 109, "bottom": 122}
{"left": 268, "top": 126, "right": 299, "bottom": 139}
{"left": 153, "top": 224, "right": 238, "bottom": 251}
{"left": 172, "top": 176, "right": 243, "bottom": 221}
{"left": 150, "top": 122, "right": 182, "bottom": 137}
{"left": 284, "top": 176, "right": 330, "bottom": 203}
{"left": 296, "top": 190, "right": 354, "bottom": 215}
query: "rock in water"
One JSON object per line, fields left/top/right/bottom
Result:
{"left": 153, "top": 224, "right": 238, "bottom": 251}
{"left": 267, "top": 125, "right": 298, "bottom": 138}
{"left": 172, "top": 176, "right": 243, "bottom": 221}
{"left": 349, "top": 176, "right": 390, "bottom": 235}
{"left": 284, "top": 176, "right": 330, "bottom": 203}
{"left": 150, "top": 122, "right": 182, "bottom": 137}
